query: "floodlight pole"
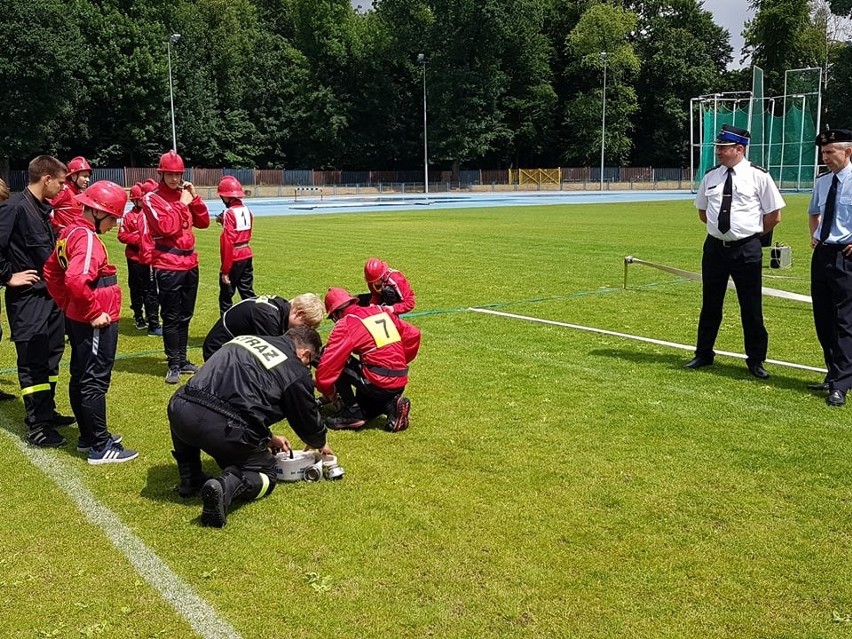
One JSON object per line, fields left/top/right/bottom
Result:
{"left": 167, "top": 33, "right": 181, "bottom": 152}
{"left": 599, "top": 51, "right": 607, "bottom": 191}
{"left": 417, "top": 53, "right": 429, "bottom": 195}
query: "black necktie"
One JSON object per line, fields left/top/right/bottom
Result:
{"left": 718, "top": 168, "right": 733, "bottom": 234}
{"left": 819, "top": 175, "right": 840, "bottom": 243}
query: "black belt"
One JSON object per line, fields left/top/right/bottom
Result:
{"left": 180, "top": 386, "right": 246, "bottom": 425}
{"left": 364, "top": 362, "right": 409, "bottom": 377}
{"left": 709, "top": 233, "right": 760, "bottom": 248}
{"left": 126, "top": 244, "right": 139, "bottom": 252}
{"left": 155, "top": 243, "right": 195, "bottom": 257}
{"left": 91, "top": 275, "right": 117, "bottom": 289}
{"left": 817, "top": 242, "right": 851, "bottom": 250}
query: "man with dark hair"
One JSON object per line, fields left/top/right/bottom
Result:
{"left": 685, "top": 124, "right": 785, "bottom": 379}
{"left": 0, "top": 155, "right": 74, "bottom": 447}
{"left": 167, "top": 325, "right": 333, "bottom": 527}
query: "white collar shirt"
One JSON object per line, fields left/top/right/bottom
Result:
{"left": 808, "top": 163, "right": 852, "bottom": 244}
{"left": 694, "top": 158, "right": 786, "bottom": 241}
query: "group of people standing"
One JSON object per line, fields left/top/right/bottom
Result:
{"left": 0, "top": 153, "right": 422, "bottom": 526}
{"left": 688, "top": 124, "right": 852, "bottom": 407}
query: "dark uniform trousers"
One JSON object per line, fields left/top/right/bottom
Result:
{"left": 155, "top": 267, "right": 199, "bottom": 369}
{"left": 68, "top": 320, "right": 118, "bottom": 449}
{"left": 811, "top": 244, "right": 852, "bottom": 391}
{"left": 218, "top": 257, "right": 255, "bottom": 315}
{"left": 168, "top": 393, "right": 276, "bottom": 497}
{"left": 8, "top": 289, "right": 65, "bottom": 426}
{"left": 127, "top": 258, "right": 160, "bottom": 328}
{"left": 696, "top": 235, "right": 768, "bottom": 366}
{"left": 336, "top": 356, "right": 405, "bottom": 419}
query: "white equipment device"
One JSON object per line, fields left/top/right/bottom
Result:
{"left": 275, "top": 451, "right": 344, "bottom": 482}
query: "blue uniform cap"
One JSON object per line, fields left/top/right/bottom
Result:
{"left": 714, "top": 124, "right": 750, "bottom": 146}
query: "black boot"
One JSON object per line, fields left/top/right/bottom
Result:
{"left": 200, "top": 467, "right": 247, "bottom": 528}
{"left": 171, "top": 450, "right": 211, "bottom": 498}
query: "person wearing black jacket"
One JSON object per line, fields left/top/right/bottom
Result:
{"left": 168, "top": 325, "right": 334, "bottom": 527}
{"left": 0, "top": 156, "right": 75, "bottom": 447}
{"left": 201, "top": 293, "right": 324, "bottom": 361}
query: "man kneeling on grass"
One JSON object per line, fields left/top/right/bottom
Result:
{"left": 167, "top": 326, "right": 334, "bottom": 527}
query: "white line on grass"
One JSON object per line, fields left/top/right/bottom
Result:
{"left": 469, "top": 307, "right": 827, "bottom": 374}
{"left": 0, "top": 419, "right": 243, "bottom": 639}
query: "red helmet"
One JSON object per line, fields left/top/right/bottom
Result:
{"left": 218, "top": 175, "right": 245, "bottom": 198}
{"left": 66, "top": 156, "right": 92, "bottom": 177}
{"left": 364, "top": 257, "right": 388, "bottom": 283}
{"left": 129, "top": 182, "right": 144, "bottom": 200}
{"left": 157, "top": 150, "right": 185, "bottom": 174}
{"left": 324, "top": 287, "right": 357, "bottom": 318}
{"left": 75, "top": 180, "right": 128, "bottom": 218}
{"left": 141, "top": 178, "right": 159, "bottom": 193}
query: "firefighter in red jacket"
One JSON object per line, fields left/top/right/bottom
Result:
{"left": 316, "top": 287, "right": 421, "bottom": 432}
{"left": 216, "top": 176, "right": 255, "bottom": 314}
{"left": 117, "top": 181, "right": 161, "bottom": 335}
{"left": 140, "top": 150, "right": 210, "bottom": 384}
{"left": 43, "top": 181, "right": 138, "bottom": 464}
{"left": 359, "top": 257, "right": 416, "bottom": 315}
{"left": 49, "top": 156, "right": 92, "bottom": 233}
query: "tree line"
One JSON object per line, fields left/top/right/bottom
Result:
{"left": 2, "top": 0, "right": 850, "bottom": 175}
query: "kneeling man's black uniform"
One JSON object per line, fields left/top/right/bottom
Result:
{"left": 168, "top": 328, "right": 326, "bottom": 526}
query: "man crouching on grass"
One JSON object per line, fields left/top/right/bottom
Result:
{"left": 167, "top": 326, "right": 334, "bottom": 527}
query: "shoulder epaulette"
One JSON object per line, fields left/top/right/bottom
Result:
{"left": 818, "top": 169, "right": 831, "bottom": 178}
{"left": 751, "top": 164, "right": 769, "bottom": 173}
{"left": 704, "top": 164, "right": 721, "bottom": 175}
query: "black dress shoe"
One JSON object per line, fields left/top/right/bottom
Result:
{"left": 748, "top": 364, "right": 770, "bottom": 380}
{"left": 827, "top": 390, "right": 846, "bottom": 407}
{"left": 684, "top": 357, "right": 713, "bottom": 369}
{"left": 807, "top": 382, "right": 830, "bottom": 391}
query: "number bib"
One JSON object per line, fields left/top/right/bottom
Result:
{"left": 359, "top": 312, "right": 401, "bottom": 347}
{"left": 231, "top": 205, "right": 252, "bottom": 231}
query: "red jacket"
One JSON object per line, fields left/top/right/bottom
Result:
{"left": 43, "top": 218, "right": 121, "bottom": 324}
{"left": 219, "top": 199, "right": 253, "bottom": 274}
{"left": 140, "top": 184, "right": 209, "bottom": 271}
{"left": 370, "top": 268, "right": 416, "bottom": 315}
{"left": 315, "top": 304, "right": 421, "bottom": 396}
{"left": 117, "top": 205, "right": 146, "bottom": 264}
{"left": 48, "top": 181, "right": 83, "bottom": 232}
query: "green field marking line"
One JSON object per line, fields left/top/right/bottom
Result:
{"left": 0, "top": 418, "right": 244, "bottom": 639}
{"left": 469, "top": 306, "right": 827, "bottom": 374}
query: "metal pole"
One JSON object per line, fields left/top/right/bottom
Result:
{"left": 600, "top": 51, "right": 607, "bottom": 191}
{"left": 417, "top": 53, "right": 428, "bottom": 195}
{"left": 168, "top": 33, "right": 180, "bottom": 152}
{"left": 797, "top": 95, "right": 806, "bottom": 190}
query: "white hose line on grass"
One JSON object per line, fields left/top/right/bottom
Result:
{"left": 468, "top": 307, "right": 827, "bottom": 374}
{"left": 0, "top": 420, "right": 243, "bottom": 639}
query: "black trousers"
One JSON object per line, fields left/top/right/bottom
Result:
{"left": 68, "top": 320, "right": 118, "bottom": 449}
{"left": 15, "top": 306, "right": 65, "bottom": 427}
{"left": 127, "top": 258, "right": 160, "bottom": 328}
{"left": 811, "top": 244, "right": 852, "bottom": 392}
{"left": 218, "top": 258, "right": 256, "bottom": 315}
{"left": 155, "top": 267, "right": 199, "bottom": 369}
{"left": 168, "top": 395, "right": 277, "bottom": 492}
{"left": 695, "top": 235, "right": 767, "bottom": 366}
{"left": 335, "top": 356, "right": 405, "bottom": 419}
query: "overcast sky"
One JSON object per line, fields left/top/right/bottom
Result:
{"left": 350, "top": 0, "right": 753, "bottom": 68}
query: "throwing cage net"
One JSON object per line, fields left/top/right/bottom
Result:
{"left": 691, "top": 66, "right": 822, "bottom": 191}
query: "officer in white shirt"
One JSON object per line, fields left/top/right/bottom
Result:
{"left": 808, "top": 128, "right": 852, "bottom": 406}
{"left": 685, "top": 124, "right": 785, "bottom": 378}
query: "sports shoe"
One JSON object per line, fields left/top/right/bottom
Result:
{"left": 50, "top": 411, "right": 77, "bottom": 427}
{"left": 148, "top": 326, "right": 163, "bottom": 337}
{"left": 87, "top": 438, "right": 138, "bottom": 465}
{"left": 200, "top": 478, "right": 227, "bottom": 528}
{"left": 77, "top": 434, "right": 122, "bottom": 453}
{"left": 180, "top": 361, "right": 199, "bottom": 374}
{"left": 135, "top": 317, "right": 147, "bottom": 330}
{"left": 165, "top": 367, "right": 181, "bottom": 384}
{"left": 326, "top": 406, "right": 367, "bottom": 430}
{"left": 386, "top": 396, "right": 411, "bottom": 433}
{"left": 26, "top": 425, "right": 66, "bottom": 448}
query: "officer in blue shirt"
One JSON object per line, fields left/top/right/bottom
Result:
{"left": 809, "top": 128, "right": 852, "bottom": 406}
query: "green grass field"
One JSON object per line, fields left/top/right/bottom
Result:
{"left": 3, "top": 194, "right": 852, "bottom": 639}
